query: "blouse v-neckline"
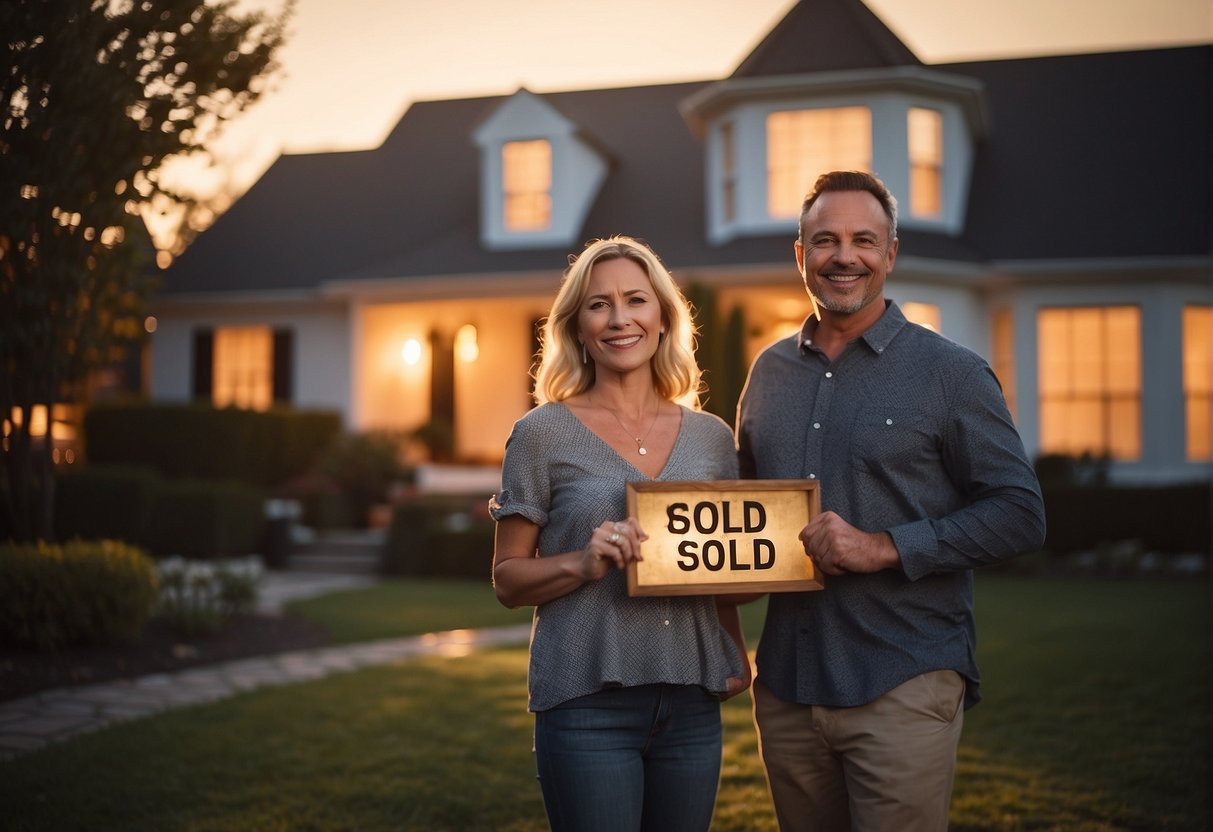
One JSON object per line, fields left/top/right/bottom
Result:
{"left": 558, "top": 401, "right": 684, "bottom": 480}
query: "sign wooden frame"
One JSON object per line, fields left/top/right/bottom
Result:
{"left": 625, "top": 479, "right": 823, "bottom": 596}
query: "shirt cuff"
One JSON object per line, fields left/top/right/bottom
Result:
{"left": 888, "top": 519, "right": 939, "bottom": 581}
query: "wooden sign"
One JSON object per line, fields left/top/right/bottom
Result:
{"left": 625, "top": 479, "right": 823, "bottom": 596}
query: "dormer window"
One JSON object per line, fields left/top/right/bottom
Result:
{"left": 473, "top": 89, "right": 610, "bottom": 251}
{"left": 766, "top": 106, "right": 871, "bottom": 218}
{"left": 503, "top": 139, "right": 552, "bottom": 231}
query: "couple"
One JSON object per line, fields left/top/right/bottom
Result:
{"left": 489, "top": 170, "right": 1046, "bottom": 832}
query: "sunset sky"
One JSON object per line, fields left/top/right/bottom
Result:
{"left": 163, "top": 0, "right": 1212, "bottom": 209}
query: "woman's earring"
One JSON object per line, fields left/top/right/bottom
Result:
{"left": 582, "top": 342, "right": 588, "bottom": 364}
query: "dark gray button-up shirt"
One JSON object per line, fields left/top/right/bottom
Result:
{"left": 737, "top": 301, "right": 1045, "bottom": 708}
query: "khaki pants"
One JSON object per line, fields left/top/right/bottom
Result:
{"left": 753, "top": 670, "right": 965, "bottom": 832}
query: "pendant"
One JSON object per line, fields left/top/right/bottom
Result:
{"left": 638, "top": 446, "right": 648, "bottom": 456}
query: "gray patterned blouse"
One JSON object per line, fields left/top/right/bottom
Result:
{"left": 489, "top": 402, "right": 743, "bottom": 712}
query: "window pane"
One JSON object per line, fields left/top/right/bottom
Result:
{"left": 1183, "top": 305, "right": 1213, "bottom": 460}
{"left": 992, "top": 308, "right": 1017, "bottom": 420}
{"left": 908, "top": 107, "right": 943, "bottom": 218}
{"left": 503, "top": 140, "right": 552, "bottom": 231}
{"left": 901, "top": 302, "right": 941, "bottom": 333}
{"left": 766, "top": 107, "right": 871, "bottom": 218}
{"left": 1037, "top": 306, "right": 1141, "bottom": 460}
{"left": 213, "top": 326, "right": 273, "bottom": 411}
{"left": 721, "top": 122, "right": 736, "bottom": 222}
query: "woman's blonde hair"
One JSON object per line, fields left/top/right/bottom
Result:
{"left": 534, "top": 236, "right": 701, "bottom": 407}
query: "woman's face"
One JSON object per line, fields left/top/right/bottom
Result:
{"left": 577, "top": 256, "right": 664, "bottom": 379}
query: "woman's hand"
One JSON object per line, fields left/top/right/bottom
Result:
{"left": 580, "top": 517, "right": 647, "bottom": 577}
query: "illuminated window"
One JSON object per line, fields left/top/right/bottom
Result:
{"left": 720, "top": 121, "right": 737, "bottom": 222}
{"left": 502, "top": 139, "right": 552, "bottom": 231}
{"left": 992, "top": 308, "right": 1017, "bottom": 420}
{"left": 1183, "top": 305, "right": 1212, "bottom": 461}
{"left": 1038, "top": 306, "right": 1141, "bottom": 460}
{"left": 902, "top": 302, "right": 941, "bottom": 333}
{"left": 766, "top": 107, "right": 871, "bottom": 218}
{"left": 908, "top": 107, "right": 943, "bottom": 218}
{"left": 213, "top": 326, "right": 273, "bottom": 411}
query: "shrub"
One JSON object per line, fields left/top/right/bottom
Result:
{"left": 0, "top": 539, "right": 158, "bottom": 650}
{"left": 1041, "top": 481, "right": 1211, "bottom": 557}
{"left": 383, "top": 494, "right": 494, "bottom": 578}
{"left": 317, "top": 430, "right": 411, "bottom": 526}
{"left": 54, "top": 465, "right": 160, "bottom": 544}
{"left": 84, "top": 403, "right": 342, "bottom": 487}
{"left": 155, "top": 556, "right": 262, "bottom": 637}
{"left": 142, "top": 479, "right": 267, "bottom": 559}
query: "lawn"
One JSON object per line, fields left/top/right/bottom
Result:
{"left": 1, "top": 576, "right": 1208, "bottom": 831}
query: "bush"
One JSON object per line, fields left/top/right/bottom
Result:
{"left": 1041, "top": 481, "right": 1211, "bottom": 556}
{"left": 155, "top": 556, "right": 262, "bottom": 637}
{"left": 55, "top": 466, "right": 268, "bottom": 559}
{"left": 0, "top": 539, "right": 158, "bottom": 650}
{"left": 142, "top": 478, "right": 267, "bottom": 559}
{"left": 54, "top": 465, "right": 160, "bottom": 543}
{"left": 383, "top": 495, "right": 495, "bottom": 578}
{"left": 84, "top": 403, "right": 342, "bottom": 487}
{"left": 317, "top": 430, "right": 411, "bottom": 526}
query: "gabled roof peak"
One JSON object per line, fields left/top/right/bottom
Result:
{"left": 731, "top": 0, "right": 920, "bottom": 77}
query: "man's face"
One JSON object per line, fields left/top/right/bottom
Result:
{"left": 794, "top": 190, "right": 898, "bottom": 318}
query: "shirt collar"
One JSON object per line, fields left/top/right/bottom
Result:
{"left": 799, "top": 300, "right": 907, "bottom": 356}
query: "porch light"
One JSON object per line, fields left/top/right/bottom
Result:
{"left": 402, "top": 338, "right": 422, "bottom": 366}
{"left": 456, "top": 324, "right": 479, "bottom": 363}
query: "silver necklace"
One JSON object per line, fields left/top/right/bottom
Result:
{"left": 597, "top": 396, "right": 661, "bottom": 456}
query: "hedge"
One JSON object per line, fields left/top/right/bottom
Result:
{"left": 55, "top": 465, "right": 267, "bottom": 559}
{"left": 1041, "top": 481, "right": 1211, "bottom": 556}
{"left": 382, "top": 495, "right": 495, "bottom": 579}
{"left": 83, "top": 403, "right": 342, "bottom": 487}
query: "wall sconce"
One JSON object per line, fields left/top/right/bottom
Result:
{"left": 455, "top": 324, "right": 479, "bottom": 363}
{"left": 402, "top": 338, "right": 422, "bottom": 366}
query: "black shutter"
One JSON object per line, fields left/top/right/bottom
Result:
{"left": 192, "top": 328, "right": 214, "bottom": 401}
{"left": 272, "top": 328, "right": 294, "bottom": 404}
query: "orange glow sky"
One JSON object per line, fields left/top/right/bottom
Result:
{"left": 164, "top": 0, "right": 1212, "bottom": 205}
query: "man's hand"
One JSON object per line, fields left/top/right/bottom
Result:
{"left": 799, "top": 511, "right": 900, "bottom": 575}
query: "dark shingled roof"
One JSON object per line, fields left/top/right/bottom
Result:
{"left": 160, "top": 0, "right": 1210, "bottom": 298}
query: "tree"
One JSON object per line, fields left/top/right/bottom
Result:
{"left": 0, "top": 0, "right": 290, "bottom": 541}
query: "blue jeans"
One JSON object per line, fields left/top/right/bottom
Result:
{"left": 533, "top": 684, "right": 723, "bottom": 832}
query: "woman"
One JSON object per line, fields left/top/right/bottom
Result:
{"left": 489, "top": 235, "right": 750, "bottom": 832}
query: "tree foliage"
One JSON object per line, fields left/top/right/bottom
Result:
{"left": 0, "top": 0, "right": 289, "bottom": 541}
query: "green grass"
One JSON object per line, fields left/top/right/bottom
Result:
{"left": 282, "top": 577, "right": 533, "bottom": 643}
{"left": 2, "top": 576, "right": 1208, "bottom": 831}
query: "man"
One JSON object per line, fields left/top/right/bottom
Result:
{"left": 737, "top": 170, "right": 1045, "bottom": 832}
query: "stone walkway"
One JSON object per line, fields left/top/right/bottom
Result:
{"left": 0, "top": 573, "right": 531, "bottom": 761}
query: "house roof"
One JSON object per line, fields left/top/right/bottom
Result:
{"left": 160, "top": 0, "right": 1211, "bottom": 299}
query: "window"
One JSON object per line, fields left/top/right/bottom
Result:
{"left": 213, "top": 326, "right": 273, "bottom": 411}
{"left": 1038, "top": 306, "right": 1141, "bottom": 460}
{"left": 502, "top": 140, "right": 552, "bottom": 231}
{"left": 991, "top": 308, "right": 1017, "bottom": 420}
{"left": 908, "top": 107, "right": 943, "bottom": 218}
{"left": 720, "top": 121, "right": 737, "bottom": 223}
{"left": 766, "top": 107, "right": 871, "bottom": 218}
{"left": 1183, "top": 305, "right": 1212, "bottom": 461}
{"left": 901, "top": 302, "right": 941, "bottom": 333}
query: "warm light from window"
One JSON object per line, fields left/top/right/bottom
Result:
{"left": 503, "top": 139, "right": 552, "bottom": 231}
{"left": 767, "top": 107, "right": 871, "bottom": 218}
{"left": 908, "top": 107, "right": 943, "bottom": 218}
{"left": 1183, "top": 305, "right": 1212, "bottom": 461}
{"left": 1038, "top": 306, "right": 1141, "bottom": 460}
{"left": 902, "top": 302, "right": 941, "bottom": 333}
{"left": 402, "top": 338, "right": 422, "bottom": 366}
{"left": 455, "top": 324, "right": 479, "bottom": 363}
{"left": 992, "top": 308, "right": 1017, "bottom": 420}
{"left": 144, "top": 316, "right": 158, "bottom": 333}
{"left": 213, "top": 325, "right": 273, "bottom": 411}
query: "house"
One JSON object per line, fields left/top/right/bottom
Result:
{"left": 150, "top": 0, "right": 1212, "bottom": 484}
